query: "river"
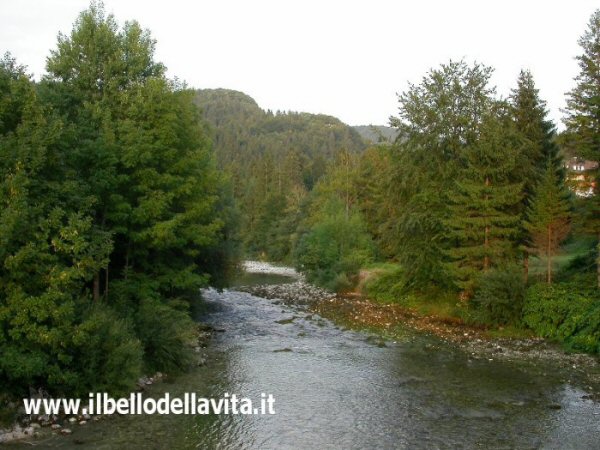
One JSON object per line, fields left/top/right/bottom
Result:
{"left": 9, "top": 271, "right": 600, "bottom": 449}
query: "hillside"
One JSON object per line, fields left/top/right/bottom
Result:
{"left": 193, "top": 89, "right": 367, "bottom": 259}
{"left": 195, "top": 89, "right": 366, "bottom": 179}
{"left": 353, "top": 125, "right": 399, "bottom": 143}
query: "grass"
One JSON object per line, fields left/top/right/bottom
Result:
{"left": 360, "top": 263, "right": 468, "bottom": 322}
{"left": 529, "top": 235, "right": 596, "bottom": 280}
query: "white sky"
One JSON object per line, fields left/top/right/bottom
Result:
{"left": 1, "top": 0, "right": 598, "bottom": 128}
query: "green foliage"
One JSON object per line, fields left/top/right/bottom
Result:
{"left": 69, "top": 305, "right": 142, "bottom": 395}
{"left": 295, "top": 205, "right": 374, "bottom": 291}
{"left": 524, "top": 161, "right": 572, "bottom": 283}
{"left": 444, "top": 105, "right": 525, "bottom": 291}
{"left": 194, "top": 88, "right": 366, "bottom": 261}
{"left": 471, "top": 265, "right": 526, "bottom": 326}
{"left": 133, "top": 298, "right": 195, "bottom": 374}
{"left": 565, "top": 303, "right": 600, "bottom": 353}
{"left": 562, "top": 9, "right": 600, "bottom": 288}
{"left": 523, "top": 283, "right": 600, "bottom": 353}
{"left": 0, "top": 3, "right": 236, "bottom": 399}
{"left": 510, "top": 69, "right": 563, "bottom": 185}
{"left": 363, "top": 266, "right": 407, "bottom": 304}
{"left": 563, "top": 9, "right": 600, "bottom": 162}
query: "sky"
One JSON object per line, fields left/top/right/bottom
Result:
{"left": 0, "top": 0, "right": 598, "bottom": 127}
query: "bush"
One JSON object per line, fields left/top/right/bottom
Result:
{"left": 523, "top": 282, "right": 600, "bottom": 354}
{"left": 471, "top": 265, "right": 526, "bottom": 326}
{"left": 523, "top": 283, "right": 596, "bottom": 339}
{"left": 295, "top": 211, "right": 375, "bottom": 291}
{"left": 134, "top": 298, "right": 195, "bottom": 374}
{"left": 364, "top": 265, "right": 407, "bottom": 304}
{"left": 69, "top": 305, "right": 143, "bottom": 395}
{"left": 566, "top": 303, "right": 600, "bottom": 354}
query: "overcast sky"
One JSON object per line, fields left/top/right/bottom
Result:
{"left": 1, "top": 0, "right": 598, "bottom": 127}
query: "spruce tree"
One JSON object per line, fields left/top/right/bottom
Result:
{"left": 511, "top": 69, "right": 562, "bottom": 183}
{"left": 563, "top": 9, "right": 600, "bottom": 288}
{"left": 510, "top": 69, "right": 562, "bottom": 281}
{"left": 444, "top": 105, "right": 524, "bottom": 293}
{"left": 525, "top": 162, "right": 571, "bottom": 284}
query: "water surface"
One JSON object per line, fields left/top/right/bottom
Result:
{"left": 11, "top": 273, "right": 600, "bottom": 449}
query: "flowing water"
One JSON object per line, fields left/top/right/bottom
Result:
{"left": 10, "top": 273, "right": 600, "bottom": 449}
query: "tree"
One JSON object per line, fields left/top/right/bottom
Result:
{"left": 444, "top": 105, "right": 524, "bottom": 293}
{"left": 0, "top": 53, "right": 122, "bottom": 394}
{"left": 510, "top": 69, "right": 562, "bottom": 281}
{"left": 511, "top": 69, "right": 562, "bottom": 183}
{"left": 563, "top": 9, "right": 600, "bottom": 288}
{"left": 42, "top": 1, "right": 166, "bottom": 301}
{"left": 525, "top": 162, "right": 572, "bottom": 284}
{"left": 386, "top": 60, "right": 497, "bottom": 288}
{"left": 193, "top": 88, "right": 366, "bottom": 261}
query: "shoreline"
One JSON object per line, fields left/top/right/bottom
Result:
{"left": 238, "top": 261, "right": 600, "bottom": 389}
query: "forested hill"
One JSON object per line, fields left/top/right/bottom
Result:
{"left": 353, "top": 125, "right": 399, "bottom": 144}
{"left": 194, "top": 88, "right": 366, "bottom": 174}
{"left": 194, "top": 88, "right": 367, "bottom": 260}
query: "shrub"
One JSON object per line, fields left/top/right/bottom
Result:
{"left": 566, "top": 303, "right": 600, "bottom": 354}
{"left": 523, "top": 282, "right": 600, "bottom": 354}
{"left": 295, "top": 211, "right": 375, "bottom": 291}
{"left": 69, "top": 305, "right": 143, "bottom": 395}
{"left": 523, "top": 283, "right": 596, "bottom": 339}
{"left": 471, "top": 265, "right": 526, "bottom": 326}
{"left": 364, "top": 265, "right": 407, "bottom": 304}
{"left": 134, "top": 298, "right": 195, "bottom": 374}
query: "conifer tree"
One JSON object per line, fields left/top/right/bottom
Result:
{"left": 510, "top": 69, "right": 562, "bottom": 281}
{"left": 525, "top": 162, "right": 571, "bottom": 284}
{"left": 444, "top": 105, "right": 524, "bottom": 293}
{"left": 511, "top": 69, "right": 562, "bottom": 183}
{"left": 387, "top": 60, "right": 497, "bottom": 288}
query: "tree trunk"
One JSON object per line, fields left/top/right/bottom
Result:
{"left": 125, "top": 240, "right": 131, "bottom": 281}
{"left": 93, "top": 272, "right": 100, "bottom": 302}
{"left": 523, "top": 253, "right": 529, "bottom": 284}
{"left": 597, "top": 233, "right": 600, "bottom": 289}
{"left": 484, "top": 226, "right": 490, "bottom": 271}
{"left": 483, "top": 177, "right": 490, "bottom": 271}
{"left": 104, "top": 264, "right": 109, "bottom": 301}
{"left": 547, "top": 225, "right": 552, "bottom": 285}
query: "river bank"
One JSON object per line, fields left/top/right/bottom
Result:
{"left": 239, "top": 262, "right": 600, "bottom": 392}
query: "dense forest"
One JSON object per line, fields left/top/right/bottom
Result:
{"left": 1, "top": 2, "right": 600, "bottom": 405}
{"left": 194, "top": 88, "right": 366, "bottom": 261}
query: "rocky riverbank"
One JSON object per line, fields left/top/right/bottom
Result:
{"left": 312, "top": 296, "right": 599, "bottom": 374}
{"left": 237, "top": 262, "right": 600, "bottom": 391}
{"left": 236, "top": 280, "right": 335, "bottom": 306}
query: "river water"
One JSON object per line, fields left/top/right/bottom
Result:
{"left": 10, "top": 273, "right": 600, "bottom": 449}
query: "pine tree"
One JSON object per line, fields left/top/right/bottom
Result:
{"left": 511, "top": 69, "right": 562, "bottom": 183}
{"left": 563, "top": 9, "right": 600, "bottom": 288}
{"left": 510, "top": 69, "right": 562, "bottom": 281}
{"left": 444, "top": 105, "right": 524, "bottom": 293}
{"left": 525, "top": 162, "right": 571, "bottom": 284}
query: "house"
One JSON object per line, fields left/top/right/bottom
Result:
{"left": 564, "top": 157, "right": 598, "bottom": 197}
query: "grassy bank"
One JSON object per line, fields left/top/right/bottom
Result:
{"left": 349, "top": 239, "right": 600, "bottom": 355}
